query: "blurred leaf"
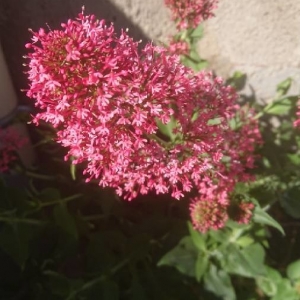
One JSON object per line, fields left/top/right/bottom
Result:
{"left": 190, "top": 25, "right": 204, "bottom": 38}
{"left": 256, "top": 267, "right": 282, "bottom": 297}
{"left": 157, "top": 236, "right": 198, "bottom": 277}
{"left": 204, "top": 264, "right": 236, "bottom": 300}
{"left": 102, "top": 280, "right": 119, "bottom": 300}
{"left": 235, "top": 235, "right": 254, "bottom": 248}
{"left": 156, "top": 116, "right": 178, "bottom": 142}
{"left": 253, "top": 206, "right": 285, "bottom": 235}
{"left": 281, "top": 187, "right": 300, "bottom": 219}
{"left": 264, "top": 97, "right": 296, "bottom": 115}
{"left": 224, "top": 243, "right": 266, "bottom": 278}
{"left": 131, "top": 273, "right": 148, "bottom": 300}
{"left": 195, "top": 253, "right": 209, "bottom": 282}
{"left": 276, "top": 77, "right": 292, "bottom": 97}
{"left": 226, "top": 71, "right": 247, "bottom": 91}
{"left": 40, "top": 188, "right": 61, "bottom": 201}
{"left": 188, "top": 221, "right": 206, "bottom": 252}
{"left": 0, "top": 224, "right": 39, "bottom": 268}
{"left": 287, "top": 260, "right": 300, "bottom": 281}
{"left": 43, "top": 270, "right": 70, "bottom": 297}
{"left": 287, "top": 154, "right": 300, "bottom": 166}
{"left": 53, "top": 204, "right": 78, "bottom": 240}
{"left": 271, "top": 279, "right": 299, "bottom": 300}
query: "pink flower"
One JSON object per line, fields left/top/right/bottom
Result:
{"left": 25, "top": 11, "right": 260, "bottom": 206}
{"left": 0, "top": 128, "right": 27, "bottom": 173}
{"left": 165, "top": 0, "right": 219, "bottom": 30}
{"left": 168, "top": 39, "right": 190, "bottom": 56}
{"left": 230, "top": 201, "right": 255, "bottom": 225}
{"left": 189, "top": 195, "right": 229, "bottom": 233}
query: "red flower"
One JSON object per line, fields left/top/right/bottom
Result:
{"left": 25, "top": 11, "right": 260, "bottom": 204}
{"left": 165, "top": 0, "right": 219, "bottom": 30}
{"left": 0, "top": 128, "right": 27, "bottom": 172}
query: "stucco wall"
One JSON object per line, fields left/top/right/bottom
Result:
{"left": 198, "top": 0, "right": 300, "bottom": 100}
{"left": 1, "top": 0, "right": 300, "bottom": 104}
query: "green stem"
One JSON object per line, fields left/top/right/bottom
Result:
{"left": 0, "top": 216, "right": 46, "bottom": 226}
{"left": 66, "top": 258, "right": 130, "bottom": 300}
{"left": 39, "top": 194, "right": 82, "bottom": 208}
{"left": 82, "top": 214, "right": 106, "bottom": 221}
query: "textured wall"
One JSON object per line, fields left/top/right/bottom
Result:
{"left": 198, "top": 0, "right": 300, "bottom": 100}
{"left": 1, "top": 0, "right": 299, "bottom": 103}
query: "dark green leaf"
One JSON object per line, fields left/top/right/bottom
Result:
{"left": 265, "top": 98, "right": 292, "bottom": 115}
{"left": 224, "top": 243, "right": 266, "bottom": 278}
{"left": 40, "top": 188, "right": 61, "bottom": 201}
{"left": 256, "top": 267, "right": 282, "bottom": 297}
{"left": 204, "top": 264, "right": 236, "bottom": 300}
{"left": 287, "top": 260, "right": 300, "bottom": 281}
{"left": 53, "top": 204, "right": 78, "bottom": 240}
{"left": 190, "top": 25, "right": 204, "bottom": 38}
{"left": 253, "top": 206, "right": 285, "bottom": 235}
{"left": 276, "top": 77, "right": 292, "bottom": 97}
{"left": 0, "top": 224, "right": 39, "bottom": 268}
{"left": 157, "top": 236, "right": 198, "bottom": 277}
{"left": 271, "top": 279, "right": 299, "bottom": 300}
{"left": 156, "top": 117, "right": 177, "bottom": 142}
{"left": 195, "top": 253, "right": 209, "bottom": 282}
{"left": 43, "top": 271, "right": 70, "bottom": 297}
{"left": 188, "top": 221, "right": 206, "bottom": 252}
{"left": 281, "top": 187, "right": 300, "bottom": 219}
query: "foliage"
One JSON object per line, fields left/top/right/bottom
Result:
{"left": 1, "top": 4, "right": 300, "bottom": 300}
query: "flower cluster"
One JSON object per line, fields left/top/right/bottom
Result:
{"left": 167, "top": 38, "right": 190, "bottom": 56}
{"left": 164, "top": 0, "right": 219, "bottom": 30}
{"left": 0, "top": 127, "right": 27, "bottom": 172}
{"left": 25, "top": 11, "right": 260, "bottom": 231}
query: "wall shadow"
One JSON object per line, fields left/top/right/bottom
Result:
{"left": 0, "top": 0, "right": 149, "bottom": 104}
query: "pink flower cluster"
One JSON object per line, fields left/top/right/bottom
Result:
{"left": 165, "top": 0, "right": 219, "bottom": 30}
{"left": 0, "top": 127, "right": 27, "bottom": 172}
{"left": 168, "top": 39, "right": 190, "bottom": 56}
{"left": 25, "top": 12, "right": 260, "bottom": 231}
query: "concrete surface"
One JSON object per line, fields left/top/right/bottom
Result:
{"left": 0, "top": 0, "right": 300, "bottom": 104}
{"left": 198, "top": 0, "right": 300, "bottom": 100}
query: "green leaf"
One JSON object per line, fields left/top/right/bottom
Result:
{"left": 102, "top": 280, "right": 119, "bottom": 300}
{"left": 0, "top": 224, "right": 39, "bottom": 268}
{"left": 190, "top": 25, "right": 204, "bottom": 38}
{"left": 43, "top": 270, "right": 70, "bottom": 297}
{"left": 276, "top": 77, "right": 292, "bottom": 97}
{"left": 157, "top": 236, "right": 198, "bottom": 277}
{"left": 40, "top": 187, "right": 60, "bottom": 201}
{"left": 226, "top": 71, "right": 247, "bottom": 91}
{"left": 287, "top": 154, "right": 300, "bottom": 166}
{"left": 235, "top": 235, "right": 254, "bottom": 248}
{"left": 281, "top": 187, "right": 300, "bottom": 219}
{"left": 271, "top": 279, "right": 299, "bottom": 300}
{"left": 53, "top": 204, "right": 78, "bottom": 240}
{"left": 155, "top": 116, "right": 177, "bottom": 142}
{"left": 264, "top": 98, "right": 292, "bottom": 115}
{"left": 204, "top": 264, "right": 236, "bottom": 300}
{"left": 287, "top": 260, "right": 300, "bottom": 281}
{"left": 188, "top": 221, "right": 206, "bottom": 252}
{"left": 195, "top": 253, "right": 209, "bottom": 282}
{"left": 253, "top": 206, "right": 285, "bottom": 235}
{"left": 131, "top": 273, "right": 148, "bottom": 300}
{"left": 224, "top": 243, "right": 266, "bottom": 278}
{"left": 256, "top": 267, "right": 282, "bottom": 297}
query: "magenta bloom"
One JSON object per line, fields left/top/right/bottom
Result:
{"left": 190, "top": 195, "right": 228, "bottom": 233}
{"left": 0, "top": 128, "right": 27, "bottom": 173}
{"left": 25, "top": 11, "right": 260, "bottom": 213}
{"left": 165, "top": 0, "right": 219, "bottom": 30}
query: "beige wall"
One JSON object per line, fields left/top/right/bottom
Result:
{"left": 111, "top": 0, "right": 300, "bottom": 101}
